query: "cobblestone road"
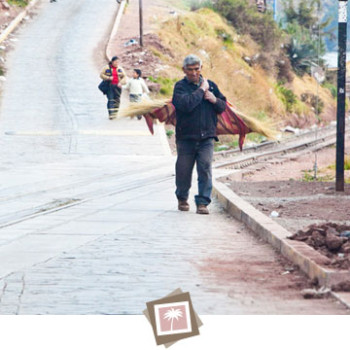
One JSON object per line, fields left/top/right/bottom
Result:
{"left": 0, "top": 0, "right": 348, "bottom": 314}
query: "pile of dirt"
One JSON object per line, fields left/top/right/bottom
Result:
{"left": 117, "top": 33, "right": 171, "bottom": 81}
{"left": 289, "top": 223, "right": 350, "bottom": 269}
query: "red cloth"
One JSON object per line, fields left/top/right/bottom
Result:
{"left": 143, "top": 101, "right": 251, "bottom": 151}
{"left": 111, "top": 67, "right": 119, "bottom": 85}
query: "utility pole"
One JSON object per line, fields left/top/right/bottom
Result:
{"left": 139, "top": 0, "right": 143, "bottom": 47}
{"left": 336, "top": 0, "right": 348, "bottom": 191}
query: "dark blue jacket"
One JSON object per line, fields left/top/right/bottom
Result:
{"left": 172, "top": 78, "right": 226, "bottom": 141}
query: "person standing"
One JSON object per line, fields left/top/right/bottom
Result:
{"left": 172, "top": 54, "right": 226, "bottom": 214}
{"left": 122, "top": 69, "right": 149, "bottom": 103}
{"left": 100, "top": 56, "right": 127, "bottom": 119}
{"left": 122, "top": 69, "right": 150, "bottom": 119}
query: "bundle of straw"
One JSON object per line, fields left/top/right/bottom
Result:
{"left": 118, "top": 99, "right": 171, "bottom": 119}
{"left": 118, "top": 98, "right": 277, "bottom": 143}
{"left": 226, "top": 103, "right": 277, "bottom": 140}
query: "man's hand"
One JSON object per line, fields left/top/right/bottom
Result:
{"left": 204, "top": 90, "right": 217, "bottom": 104}
{"left": 200, "top": 78, "right": 209, "bottom": 92}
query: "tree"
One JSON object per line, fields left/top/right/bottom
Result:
{"left": 282, "top": 0, "right": 330, "bottom": 75}
{"left": 163, "top": 308, "right": 183, "bottom": 331}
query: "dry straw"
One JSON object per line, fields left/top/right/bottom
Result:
{"left": 118, "top": 98, "right": 277, "bottom": 140}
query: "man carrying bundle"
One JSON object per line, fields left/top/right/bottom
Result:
{"left": 172, "top": 54, "right": 227, "bottom": 215}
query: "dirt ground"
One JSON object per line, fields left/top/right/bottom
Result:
{"left": 0, "top": 2, "right": 22, "bottom": 31}
{"left": 220, "top": 138, "right": 350, "bottom": 270}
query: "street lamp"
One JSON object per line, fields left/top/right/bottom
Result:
{"left": 336, "top": 0, "right": 348, "bottom": 191}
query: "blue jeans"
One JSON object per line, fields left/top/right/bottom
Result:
{"left": 175, "top": 138, "right": 214, "bottom": 206}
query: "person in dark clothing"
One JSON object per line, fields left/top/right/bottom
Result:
{"left": 172, "top": 54, "right": 226, "bottom": 215}
{"left": 100, "top": 56, "right": 127, "bottom": 119}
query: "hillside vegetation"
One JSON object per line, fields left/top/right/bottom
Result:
{"left": 150, "top": 7, "right": 336, "bottom": 129}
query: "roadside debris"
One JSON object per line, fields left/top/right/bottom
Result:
{"left": 270, "top": 210, "right": 279, "bottom": 218}
{"left": 301, "top": 286, "right": 331, "bottom": 299}
{"left": 290, "top": 223, "right": 350, "bottom": 269}
{"left": 281, "top": 125, "right": 301, "bottom": 134}
{"left": 124, "top": 39, "right": 138, "bottom": 47}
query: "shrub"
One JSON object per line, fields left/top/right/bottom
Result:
{"left": 276, "top": 83, "right": 297, "bottom": 112}
{"left": 213, "top": 0, "right": 283, "bottom": 51}
{"left": 148, "top": 77, "right": 178, "bottom": 97}
{"left": 8, "top": 0, "right": 29, "bottom": 6}
{"left": 300, "top": 92, "right": 324, "bottom": 114}
{"left": 322, "top": 82, "right": 337, "bottom": 99}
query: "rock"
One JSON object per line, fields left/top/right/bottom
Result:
{"left": 270, "top": 211, "right": 279, "bottom": 218}
{"left": 1, "top": 1, "right": 10, "bottom": 10}
{"left": 242, "top": 56, "right": 251, "bottom": 65}
{"left": 301, "top": 287, "right": 330, "bottom": 299}
{"left": 325, "top": 233, "right": 343, "bottom": 251}
{"left": 147, "top": 81, "right": 160, "bottom": 93}
{"left": 311, "top": 230, "right": 325, "bottom": 247}
{"left": 326, "top": 227, "right": 339, "bottom": 236}
{"left": 282, "top": 125, "right": 300, "bottom": 134}
{"left": 198, "top": 49, "right": 209, "bottom": 60}
{"left": 341, "top": 242, "right": 350, "bottom": 254}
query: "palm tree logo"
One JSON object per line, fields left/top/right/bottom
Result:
{"left": 163, "top": 307, "right": 183, "bottom": 331}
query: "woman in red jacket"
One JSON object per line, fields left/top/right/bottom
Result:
{"left": 100, "top": 56, "right": 127, "bottom": 119}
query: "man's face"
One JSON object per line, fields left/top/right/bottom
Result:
{"left": 183, "top": 64, "right": 202, "bottom": 84}
{"left": 111, "top": 60, "right": 119, "bottom": 68}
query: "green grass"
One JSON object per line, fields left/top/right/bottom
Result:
{"left": 322, "top": 82, "right": 337, "bottom": 99}
{"left": 327, "top": 155, "right": 350, "bottom": 170}
{"left": 302, "top": 170, "right": 333, "bottom": 182}
{"left": 166, "top": 129, "right": 174, "bottom": 138}
{"left": 8, "top": 0, "right": 29, "bottom": 7}
{"left": 148, "top": 76, "right": 178, "bottom": 97}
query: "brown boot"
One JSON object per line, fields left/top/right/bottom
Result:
{"left": 178, "top": 200, "right": 190, "bottom": 211}
{"left": 196, "top": 204, "right": 209, "bottom": 215}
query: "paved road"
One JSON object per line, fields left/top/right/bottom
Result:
{"left": 0, "top": 0, "right": 348, "bottom": 314}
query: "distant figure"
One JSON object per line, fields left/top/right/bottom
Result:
{"left": 172, "top": 54, "right": 226, "bottom": 215}
{"left": 122, "top": 69, "right": 150, "bottom": 119}
{"left": 100, "top": 56, "right": 127, "bottom": 119}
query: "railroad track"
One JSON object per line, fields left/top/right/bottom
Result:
{"left": 213, "top": 120, "right": 350, "bottom": 169}
{"left": 0, "top": 164, "right": 174, "bottom": 229}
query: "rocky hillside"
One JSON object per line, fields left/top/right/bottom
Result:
{"left": 145, "top": 8, "right": 335, "bottom": 130}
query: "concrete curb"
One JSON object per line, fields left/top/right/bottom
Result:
{"left": 212, "top": 178, "right": 350, "bottom": 307}
{"left": 0, "top": 0, "right": 41, "bottom": 45}
{"left": 331, "top": 291, "right": 350, "bottom": 309}
{"left": 105, "top": 0, "right": 126, "bottom": 61}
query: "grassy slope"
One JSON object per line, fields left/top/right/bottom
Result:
{"left": 151, "top": 8, "right": 335, "bottom": 131}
